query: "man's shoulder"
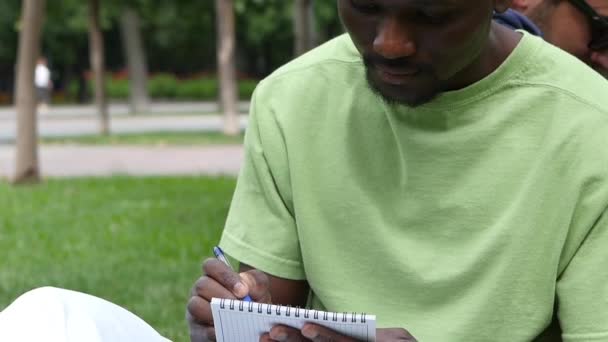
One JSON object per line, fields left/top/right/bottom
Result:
{"left": 255, "top": 34, "right": 364, "bottom": 96}
{"left": 272, "top": 34, "right": 360, "bottom": 77}
{"left": 249, "top": 34, "right": 373, "bottom": 127}
{"left": 520, "top": 37, "right": 608, "bottom": 116}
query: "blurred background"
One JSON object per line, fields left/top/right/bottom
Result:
{"left": 0, "top": 0, "right": 342, "bottom": 106}
{"left": 0, "top": 1, "right": 343, "bottom": 340}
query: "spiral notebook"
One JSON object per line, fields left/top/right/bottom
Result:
{"left": 211, "top": 298, "right": 376, "bottom": 341}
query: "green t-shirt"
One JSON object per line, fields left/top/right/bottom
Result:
{"left": 219, "top": 32, "right": 608, "bottom": 341}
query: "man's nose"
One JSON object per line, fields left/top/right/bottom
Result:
{"left": 373, "top": 17, "right": 416, "bottom": 59}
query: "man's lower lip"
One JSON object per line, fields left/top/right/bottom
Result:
{"left": 376, "top": 69, "right": 419, "bottom": 85}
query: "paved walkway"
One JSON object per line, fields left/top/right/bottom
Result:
{"left": 0, "top": 102, "right": 249, "bottom": 178}
{"left": 0, "top": 114, "right": 249, "bottom": 142}
{"left": 0, "top": 145, "right": 244, "bottom": 178}
{"left": 0, "top": 101, "right": 250, "bottom": 119}
{"left": 0, "top": 102, "right": 249, "bottom": 141}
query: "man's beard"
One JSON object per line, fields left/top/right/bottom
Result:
{"left": 362, "top": 55, "right": 442, "bottom": 107}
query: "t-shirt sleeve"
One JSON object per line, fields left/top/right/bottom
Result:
{"left": 557, "top": 207, "right": 608, "bottom": 341}
{"left": 218, "top": 84, "right": 305, "bottom": 280}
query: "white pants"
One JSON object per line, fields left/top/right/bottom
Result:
{"left": 0, "top": 287, "right": 171, "bottom": 342}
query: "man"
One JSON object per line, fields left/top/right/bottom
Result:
{"left": 188, "top": 0, "right": 608, "bottom": 341}
{"left": 35, "top": 56, "right": 52, "bottom": 114}
{"left": 495, "top": 0, "right": 608, "bottom": 76}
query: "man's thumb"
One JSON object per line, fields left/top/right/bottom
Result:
{"left": 239, "top": 270, "right": 271, "bottom": 302}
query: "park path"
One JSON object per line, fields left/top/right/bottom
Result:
{"left": 0, "top": 102, "right": 248, "bottom": 178}
{"left": 0, "top": 145, "right": 244, "bottom": 178}
{"left": 0, "top": 101, "right": 249, "bottom": 141}
{"left": 0, "top": 101, "right": 250, "bottom": 119}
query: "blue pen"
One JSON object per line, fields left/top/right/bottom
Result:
{"left": 213, "top": 246, "right": 253, "bottom": 302}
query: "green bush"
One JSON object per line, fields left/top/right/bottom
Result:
{"left": 69, "top": 76, "right": 129, "bottom": 101}
{"left": 66, "top": 79, "right": 80, "bottom": 102}
{"left": 238, "top": 79, "right": 258, "bottom": 99}
{"left": 175, "top": 78, "right": 218, "bottom": 100}
{"left": 107, "top": 78, "right": 129, "bottom": 99}
{"left": 66, "top": 73, "right": 258, "bottom": 101}
{"left": 148, "top": 73, "right": 179, "bottom": 98}
{"left": 198, "top": 78, "right": 219, "bottom": 99}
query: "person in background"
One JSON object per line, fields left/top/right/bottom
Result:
{"left": 495, "top": 0, "right": 608, "bottom": 77}
{"left": 35, "top": 56, "right": 52, "bottom": 114}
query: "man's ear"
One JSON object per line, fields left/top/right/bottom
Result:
{"left": 494, "top": 0, "right": 515, "bottom": 13}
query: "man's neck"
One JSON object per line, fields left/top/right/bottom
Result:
{"left": 442, "top": 22, "right": 523, "bottom": 92}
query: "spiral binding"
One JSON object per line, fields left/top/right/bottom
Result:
{"left": 219, "top": 298, "right": 367, "bottom": 323}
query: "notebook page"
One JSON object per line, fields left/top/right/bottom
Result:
{"left": 211, "top": 298, "right": 376, "bottom": 342}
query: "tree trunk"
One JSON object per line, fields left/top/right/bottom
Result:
{"left": 13, "top": 0, "right": 46, "bottom": 184}
{"left": 294, "top": 0, "right": 316, "bottom": 56}
{"left": 308, "top": 1, "right": 318, "bottom": 49}
{"left": 215, "top": 0, "right": 239, "bottom": 136}
{"left": 88, "top": 0, "right": 109, "bottom": 135}
{"left": 120, "top": 7, "right": 149, "bottom": 114}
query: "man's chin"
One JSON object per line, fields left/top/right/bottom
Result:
{"left": 365, "top": 73, "right": 440, "bottom": 107}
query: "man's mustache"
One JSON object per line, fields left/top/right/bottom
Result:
{"left": 362, "top": 54, "right": 432, "bottom": 72}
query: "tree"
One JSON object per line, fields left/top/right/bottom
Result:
{"left": 0, "top": 1, "right": 23, "bottom": 99}
{"left": 89, "top": 0, "right": 109, "bottom": 135}
{"left": 14, "top": 0, "right": 46, "bottom": 184}
{"left": 293, "top": 0, "right": 316, "bottom": 56}
{"left": 120, "top": 6, "right": 149, "bottom": 114}
{"left": 215, "top": 0, "right": 239, "bottom": 136}
{"left": 0, "top": 0, "right": 344, "bottom": 103}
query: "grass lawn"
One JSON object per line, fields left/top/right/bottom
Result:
{"left": 40, "top": 131, "right": 244, "bottom": 146}
{"left": 0, "top": 176, "right": 237, "bottom": 341}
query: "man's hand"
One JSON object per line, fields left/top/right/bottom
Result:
{"left": 259, "top": 325, "right": 417, "bottom": 341}
{"left": 186, "top": 258, "right": 272, "bottom": 342}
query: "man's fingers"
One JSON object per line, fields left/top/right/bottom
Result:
{"left": 192, "top": 275, "right": 237, "bottom": 301}
{"left": 301, "top": 323, "right": 355, "bottom": 342}
{"left": 186, "top": 305, "right": 216, "bottom": 341}
{"left": 203, "top": 258, "right": 249, "bottom": 298}
{"left": 189, "top": 259, "right": 272, "bottom": 342}
{"left": 187, "top": 273, "right": 235, "bottom": 341}
{"left": 186, "top": 295, "right": 214, "bottom": 325}
{"left": 240, "top": 269, "right": 271, "bottom": 302}
{"left": 376, "top": 328, "right": 418, "bottom": 341}
{"left": 188, "top": 321, "right": 216, "bottom": 342}
{"left": 260, "top": 325, "right": 306, "bottom": 341}
{"left": 259, "top": 333, "right": 274, "bottom": 342}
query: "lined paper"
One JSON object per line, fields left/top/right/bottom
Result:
{"left": 211, "top": 298, "right": 376, "bottom": 342}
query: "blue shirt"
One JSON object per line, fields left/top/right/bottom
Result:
{"left": 493, "top": 9, "right": 543, "bottom": 36}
